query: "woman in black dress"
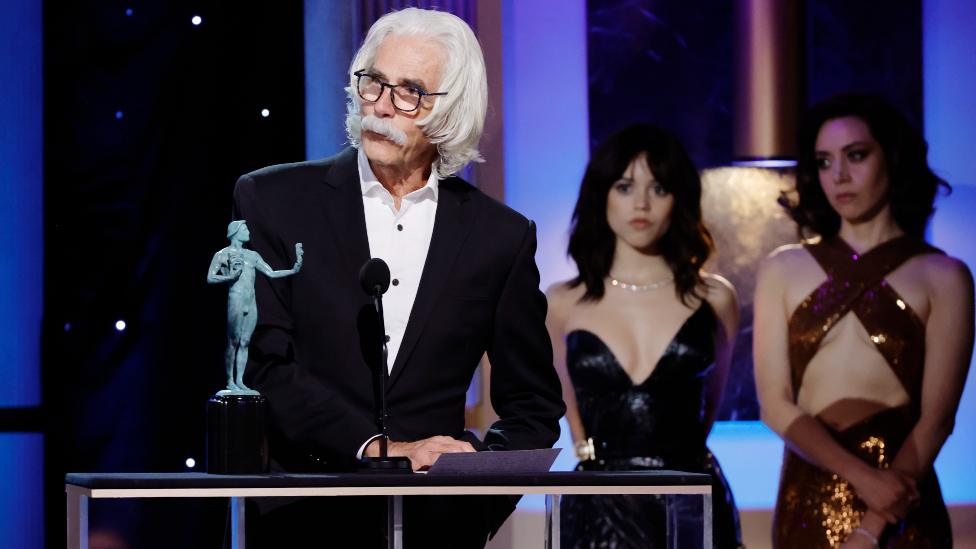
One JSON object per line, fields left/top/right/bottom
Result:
{"left": 547, "top": 124, "right": 743, "bottom": 548}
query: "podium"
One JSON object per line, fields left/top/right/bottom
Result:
{"left": 66, "top": 470, "right": 713, "bottom": 549}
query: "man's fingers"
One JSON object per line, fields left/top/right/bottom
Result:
{"left": 408, "top": 449, "right": 439, "bottom": 470}
{"left": 432, "top": 440, "right": 475, "bottom": 453}
{"left": 387, "top": 436, "right": 478, "bottom": 470}
{"left": 424, "top": 436, "right": 475, "bottom": 453}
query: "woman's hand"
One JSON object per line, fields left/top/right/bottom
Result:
{"left": 839, "top": 530, "right": 878, "bottom": 549}
{"left": 848, "top": 466, "right": 918, "bottom": 523}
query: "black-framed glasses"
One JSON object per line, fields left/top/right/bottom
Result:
{"left": 354, "top": 70, "right": 447, "bottom": 113}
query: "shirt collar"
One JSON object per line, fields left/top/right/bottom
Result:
{"left": 357, "top": 147, "right": 439, "bottom": 202}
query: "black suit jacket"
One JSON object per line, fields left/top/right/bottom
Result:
{"left": 233, "top": 148, "right": 564, "bottom": 470}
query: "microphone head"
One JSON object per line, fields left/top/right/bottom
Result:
{"left": 359, "top": 258, "right": 391, "bottom": 296}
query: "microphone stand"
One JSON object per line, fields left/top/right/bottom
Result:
{"left": 361, "top": 284, "right": 411, "bottom": 473}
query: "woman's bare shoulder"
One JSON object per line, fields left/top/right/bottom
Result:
{"left": 758, "top": 243, "right": 815, "bottom": 279}
{"left": 701, "top": 272, "right": 737, "bottom": 305}
{"left": 918, "top": 252, "right": 974, "bottom": 292}
{"left": 766, "top": 242, "right": 809, "bottom": 264}
{"left": 546, "top": 280, "right": 587, "bottom": 317}
{"left": 701, "top": 272, "right": 739, "bottom": 327}
{"left": 546, "top": 279, "right": 583, "bottom": 299}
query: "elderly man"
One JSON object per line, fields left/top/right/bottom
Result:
{"left": 232, "top": 8, "right": 564, "bottom": 548}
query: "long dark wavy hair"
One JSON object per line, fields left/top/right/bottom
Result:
{"left": 787, "top": 93, "right": 950, "bottom": 238}
{"left": 568, "top": 124, "right": 713, "bottom": 304}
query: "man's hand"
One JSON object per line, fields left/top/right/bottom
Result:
{"left": 364, "top": 436, "right": 476, "bottom": 471}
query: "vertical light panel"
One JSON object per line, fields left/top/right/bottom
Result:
{"left": 0, "top": 434, "right": 43, "bottom": 548}
{"left": 924, "top": 0, "right": 976, "bottom": 504}
{"left": 0, "top": 3, "right": 43, "bottom": 546}
{"left": 0, "top": 0, "right": 42, "bottom": 408}
{"left": 923, "top": 0, "right": 976, "bottom": 187}
{"left": 501, "top": 0, "right": 588, "bottom": 294}
{"left": 304, "top": 0, "right": 358, "bottom": 160}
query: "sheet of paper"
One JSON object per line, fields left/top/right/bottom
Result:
{"left": 426, "top": 448, "right": 561, "bottom": 475}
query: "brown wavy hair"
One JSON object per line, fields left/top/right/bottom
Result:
{"left": 787, "top": 93, "right": 950, "bottom": 238}
{"left": 568, "top": 124, "right": 713, "bottom": 305}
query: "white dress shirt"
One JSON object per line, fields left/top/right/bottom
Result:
{"left": 357, "top": 148, "right": 438, "bottom": 371}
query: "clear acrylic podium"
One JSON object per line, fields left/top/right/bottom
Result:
{"left": 66, "top": 470, "right": 713, "bottom": 549}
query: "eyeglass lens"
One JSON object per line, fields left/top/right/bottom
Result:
{"left": 358, "top": 74, "right": 422, "bottom": 111}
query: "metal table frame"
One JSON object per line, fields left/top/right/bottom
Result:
{"left": 66, "top": 471, "right": 712, "bottom": 549}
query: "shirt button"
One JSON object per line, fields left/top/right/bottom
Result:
{"left": 392, "top": 278, "right": 399, "bottom": 286}
{"left": 385, "top": 335, "right": 391, "bottom": 342}
{"left": 397, "top": 224, "right": 403, "bottom": 231}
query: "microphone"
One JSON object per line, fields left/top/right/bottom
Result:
{"left": 359, "top": 258, "right": 391, "bottom": 297}
{"left": 358, "top": 258, "right": 410, "bottom": 472}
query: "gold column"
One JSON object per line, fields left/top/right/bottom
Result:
{"left": 733, "top": 0, "right": 801, "bottom": 161}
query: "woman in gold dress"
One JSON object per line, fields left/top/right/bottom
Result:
{"left": 754, "top": 93, "right": 973, "bottom": 548}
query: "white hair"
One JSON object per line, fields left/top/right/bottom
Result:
{"left": 344, "top": 8, "right": 487, "bottom": 179}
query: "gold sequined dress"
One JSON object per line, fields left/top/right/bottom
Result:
{"left": 773, "top": 236, "right": 953, "bottom": 548}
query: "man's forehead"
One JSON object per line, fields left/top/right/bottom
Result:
{"left": 369, "top": 35, "right": 444, "bottom": 86}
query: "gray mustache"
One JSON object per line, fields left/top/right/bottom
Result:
{"left": 361, "top": 115, "right": 407, "bottom": 147}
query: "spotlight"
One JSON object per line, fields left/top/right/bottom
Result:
{"left": 185, "top": 457, "right": 196, "bottom": 469}
{"left": 260, "top": 108, "right": 270, "bottom": 118}
{"left": 125, "top": 8, "right": 133, "bottom": 17}
{"left": 191, "top": 15, "right": 203, "bottom": 26}
{"left": 115, "top": 320, "right": 127, "bottom": 332}
{"left": 115, "top": 111, "right": 124, "bottom": 120}
{"left": 63, "top": 322, "right": 72, "bottom": 332}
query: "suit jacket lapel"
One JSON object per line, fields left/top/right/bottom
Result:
{"left": 388, "top": 178, "right": 475, "bottom": 389}
{"left": 320, "top": 148, "right": 371, "bottom": 284}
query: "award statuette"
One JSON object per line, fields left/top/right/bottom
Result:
{"left": 205, "top": 220, "right": 303, "bottom": 474}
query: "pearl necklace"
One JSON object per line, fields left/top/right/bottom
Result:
{"left": 609, "top": 276, "right": 674, "bottom": 292}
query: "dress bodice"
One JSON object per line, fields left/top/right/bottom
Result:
{"left": 566, "top": 302, "right": 716, "bottom": 465}
{"left": 787, "top": 236, "right": 942, "bottom": 406}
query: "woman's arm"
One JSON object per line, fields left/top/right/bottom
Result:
{"left": 886, "top": 257, "right": 974, "bottom": 499}
{"left": 545, "top": 284, "right": 587, "bottom": 449}
{"left": 702, "top": 274, "right": 739, "bottom": 434}
{"left": 753, "top": 250, "right": 915, "bottom": 526}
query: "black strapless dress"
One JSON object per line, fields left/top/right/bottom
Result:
{"left": 561, "top": 303, "right": 743, "bottom": 549}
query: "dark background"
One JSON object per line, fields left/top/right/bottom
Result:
{"left": 44, "top": 2, "right": 305, "bottom": 546}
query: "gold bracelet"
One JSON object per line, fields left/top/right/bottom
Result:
{"left": 851, "top": 527, "right": 879, "bottom": 548}
{"left": 574, "top": 437, "right": 595, "bottom": 461}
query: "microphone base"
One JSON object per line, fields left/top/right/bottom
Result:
{"left": 359, "top": 456, "right": 412, "bottom": 473}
